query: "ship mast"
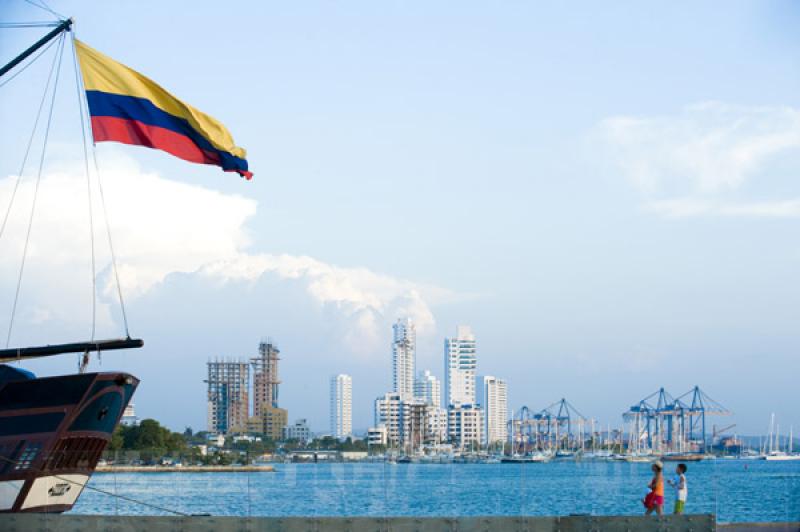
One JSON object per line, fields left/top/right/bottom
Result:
{"left": 0, "top": 18, "right": 72, "bottom": 79}
{"left": 1, "top": 17, "right": 144, "bottom": 364}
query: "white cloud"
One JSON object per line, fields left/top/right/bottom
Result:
{"left": 0, "top": 154, "right": 442, "bottom": 353}
{"left": 599, "top": 102, "right": 800, "bottom": 217}
{"left": 199, "top": 253, "right": 439, "bottom": 353}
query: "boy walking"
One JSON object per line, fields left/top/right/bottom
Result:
{"left": 668, "top": 463, "right": 688, "bottom": 514}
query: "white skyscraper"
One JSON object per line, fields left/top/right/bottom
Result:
{"left": 330, "top": 374, "right": 352, "bottom": 439}
{"left": 477, "top": 375, "right": 508, "bottom": 446}
{"left": 444, "top": 325, "right": 477, "bottom": 407}
{"left": 414, "top": 370, "right": 442, "bottom": 407}
{"left": 392, "top": 318, "right": 416, "bottom": 399}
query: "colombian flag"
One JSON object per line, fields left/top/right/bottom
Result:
{"left": 74, "top": 40, "right": 252, "bottom": 179}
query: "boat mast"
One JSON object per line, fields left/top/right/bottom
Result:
{"left": 0, "top": 18, "right": 73, "bottom": 79}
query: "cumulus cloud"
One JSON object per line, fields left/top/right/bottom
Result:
{"left": 0, "top": 154, "right": 442, "bottom": 353}
{"left": 199, "top": 254, "right": 438, "bottom": 353}
{"left": 598, "top": 102, "right": 800, "bottom": 217}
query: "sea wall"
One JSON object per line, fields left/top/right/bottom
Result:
{"left": 0, "top": 514, "right": 721, "bottom": 531}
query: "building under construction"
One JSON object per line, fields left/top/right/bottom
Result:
{"left": 205, "top": 340, "right": 288, "bottom": 439}
{"left": 205, "top": 359, "right": 250, "bottom": 435}
{"left": 252, "top": 340, "right": 281, "bottom": 416}
{"left": 624, "top": 386, "right": 731, "bottom": 453}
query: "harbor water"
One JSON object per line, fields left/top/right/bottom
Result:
{"left": 71, "top": 460, "right": 800, "bottom": 523}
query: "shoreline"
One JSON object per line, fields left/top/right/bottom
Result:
{"left": 95, "top": 465, "right": 275, "bottom": 473}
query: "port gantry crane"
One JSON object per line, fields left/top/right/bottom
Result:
{"left": 623, "top": 386, "right": 731, "bottom": 453}
{"left": 509, "top": 398, "right": 589, "bottom": 454}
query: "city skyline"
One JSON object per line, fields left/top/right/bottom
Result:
{"left": 2, "top": 1, "right": 799, "bottom": 436}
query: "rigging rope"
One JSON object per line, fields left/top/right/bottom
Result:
{"left": 70, "top": 32, "right": 131, "bottom": 338}
{"left": 21, "top": 0, "right": 64, "bottom": 20}
{"left": 4, "top": 33, "right": 65, "bottom": 349}
{"left": 0, "top": 31, "right": 61, "bottom": 244}
{"left": 70, "top": 33, "right": 97, "bottom": 343}
{"left": 0, "top": 30, "right": 61, "bottom": 90}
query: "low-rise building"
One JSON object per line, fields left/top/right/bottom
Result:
{"left": 283, "top": 418, "right": 311, "bottom": 442}
{"left": 120, "top": 403, "right": 139, "bottom": 427}
{"left": 367, "top": 425, "right": 388, "bottom": 447}
{"left": 206, "top": 433, "right": 225, "bottom": 447}
{"left": 447, "top": 404, "right": 483, "bottom": 451}
{"left": 375, "top": 392, "right": 405, "bottom": 447}
{"left": 426, "top": 405, "right": 448, "bottom": 444}
{"left": 242, "top": 405, "right": 287, "bottom": 441}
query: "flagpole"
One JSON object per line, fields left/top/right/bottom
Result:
{"left": 0, "top": 17, "right": 73, "bottom": 79}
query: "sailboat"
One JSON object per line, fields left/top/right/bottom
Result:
{"left": 763, "top": 420, "right": 800, "bottom": 461}
{"left": 0, "top": 13, "right": 251, "bottom": 513}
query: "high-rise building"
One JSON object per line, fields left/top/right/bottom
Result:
{"left": 330, "top": 374, "right": 353, "bottom": 439}
{"left": 414, "top": 370, "right": 441, "bottom": 407}
{"left": 206, "top": 360, "right": 250, "bottom": 435}
{"left": 477, "top": 376, "right": 508, "bottom": 446}
{"left": 444, "top": 326, "right": 477, "bottom": 407}
{"left": 447, "top": 404, "right": 483, "bottom": 450}
{"left": 392, "top": 318, "right": 416, "bottom": 399}
{"left": 251, "top": 341, "right": 281, "bottom": 417}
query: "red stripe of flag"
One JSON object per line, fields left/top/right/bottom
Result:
{"left": 91, "top": 116, "right": 222, "bottom": 168}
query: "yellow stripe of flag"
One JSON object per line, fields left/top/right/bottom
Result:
{"left": 75, "top": 39, "right": 246, "bottom": 160}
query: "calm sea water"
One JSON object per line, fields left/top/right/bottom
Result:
{"left": 71, "top": 460, "right": 800, "bottom": 523}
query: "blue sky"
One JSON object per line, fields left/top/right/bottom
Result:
{"left": 1, "top": 1, "right": 799, "bottom": 436}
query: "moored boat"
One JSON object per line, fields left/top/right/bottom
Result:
{"left": 1, "top": 10, "right": 251, "bottom": 513}
{"left": 0, "top": 367, "right": 138, "bottom": 512}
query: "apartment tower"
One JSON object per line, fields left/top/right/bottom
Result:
{"left": 444, "top": 326, "right": 477, "bottom": 407}
{"left": 478, "top": 375, "right": 508, "bottom": 446}
{"left": 392, "top": 318, "right": 416, "bottom": 399}
{"left": 330, "top": 374, "right": 353, "bottom": 439}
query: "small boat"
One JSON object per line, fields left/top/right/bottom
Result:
{"left": 661, "top": 453, "right": 707, "bottom": 462}
{"left": 501, "top": 451, "right": 551, "bottom": 464}
{"left": 623, "top": 452, "right": 654, "bottom": 463}
{"left": 762, "top": 452, "right": 800, "bottom": 461}
{"left": 760, "top": 416, "right": 799, "bottom": 460}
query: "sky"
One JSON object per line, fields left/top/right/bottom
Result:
{"left": 1, "top": 1, "right": 799, "bottom": 437}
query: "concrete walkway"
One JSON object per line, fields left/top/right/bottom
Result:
{"left": 0, "top": 514, "right": 720, "bottom": 531}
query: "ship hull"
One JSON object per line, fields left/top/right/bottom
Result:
{"left": 0, "top": 367, "right": 138, "bottom": 513}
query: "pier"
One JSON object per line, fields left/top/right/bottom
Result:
{"left": 95, "top": 465, "right": 275, "bottom": 473}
